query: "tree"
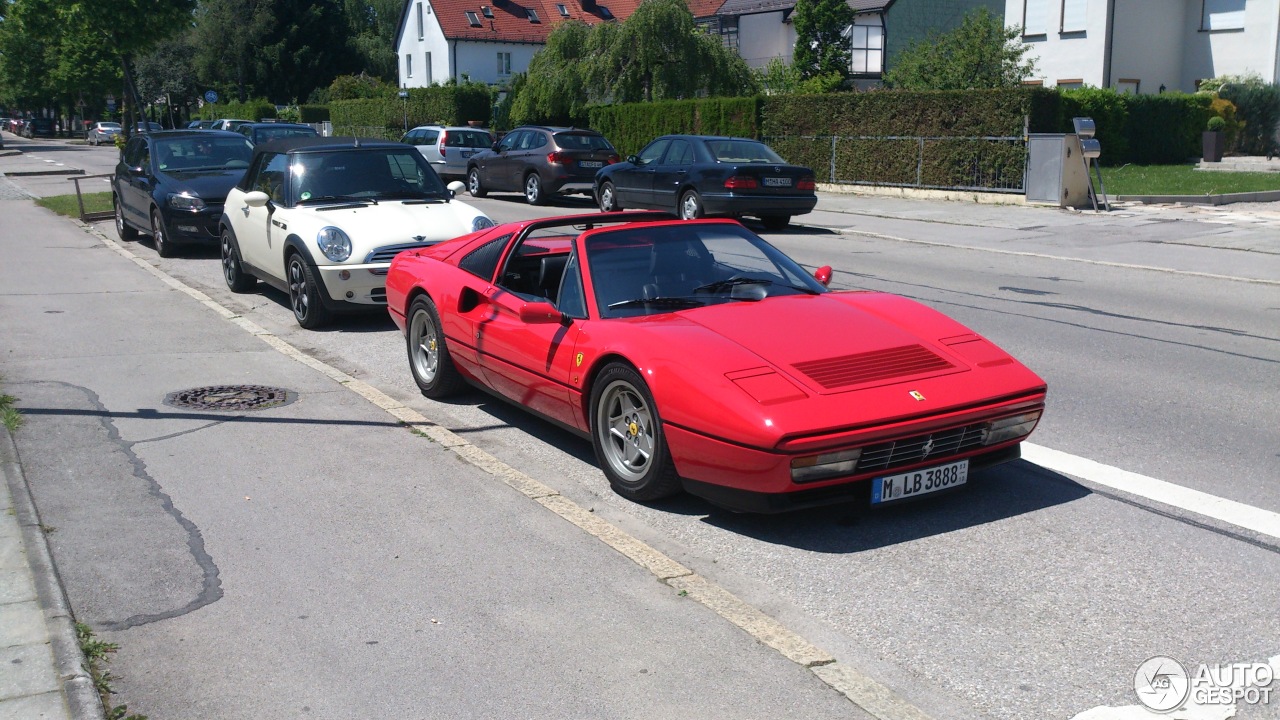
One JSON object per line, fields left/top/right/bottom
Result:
{"left": 135, "top": 36, "right": 200, "bottom": 124}
{"left": 254, "top": 0, "right": 353, "bottom": 103}
{"left": 510, "top": 20, "right": 593, "bottom": 125}
{"left": 344, "top": 0, "right": 401, "bottom": 81}
{"left": 791, "top": 0, "right": 854, "bottom": 82}
{"left": 192, "top": 0, "right": 275, "bottom": 103}
{"left": 884, "top": 7, "right": 1036, "bottom": 90}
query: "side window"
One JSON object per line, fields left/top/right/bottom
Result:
{"left": 459, "top": 234, "right": 512, "bottom": 281}
{"left": 123, "top": 138, "right": 145, "bottom": 168}
{"left": 404, "top": 129, "right": 422, "bottom": 145}
{"left": 498, "top": 132, "right": 522, "bottom": 152}
{"left": 139, "top": 142, "right": 153, "bottom": 173}
{"left": 556, "top": 251, "right": 586, "bottom": 318}
{"left": 423, "top": 129, "right": 439, "bottom": 145}
{"left": 664, "top": 140, "right": 693, "bottom": 165}
{"left": 528, "top": 132, "right": 548, "bottom": 150}
{"left": 255, "top": 153, "right": 289, "bottom": 204}
{"left": 238, "top": 153, "right": 267, "bottom": 191}
{"left": 637, "top": 139, "right": 670, "bottom": 166}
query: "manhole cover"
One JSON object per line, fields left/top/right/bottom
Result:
{"left": 163, "top": 385, "right": 296, "bottom": 412}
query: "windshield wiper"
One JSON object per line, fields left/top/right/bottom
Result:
{"left": 694, "top": 277, "right": 820, "bottom": 295}
{"left": 607, "top": 297, "right": 705, "bottom": 310}
{"left": 298, "top": 195, "right": 377, "bottom": 206}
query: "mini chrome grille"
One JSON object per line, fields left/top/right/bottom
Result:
{"left": 793, "top": 345, "right": 953, "bottom": 390}
{"left": 369, "top": 288, "right": 387, "bottom": 303}
{"left": 856, "top": 423, "right": 988, "bottom": 473}
{"left": 364, "top": 241, "right": 433, "bottom": 265}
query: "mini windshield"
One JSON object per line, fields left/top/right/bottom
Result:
{"left": 704, "top": 139, "right": 785, "bottom": 164}
{"left": 155, "top": 136, "right": 253, "bottom": 172}
{"left": 586, "top": 223, "right": 826, "bottom": 319}
{"left": 291, "top": 148, "right": 447, "bottom": 203}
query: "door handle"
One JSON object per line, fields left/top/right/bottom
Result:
{"left": 241, "top": 206, "right": 250, "bottom": 216}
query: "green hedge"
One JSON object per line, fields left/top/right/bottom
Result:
{"left": 588, "top": 97, "right": 762, "bottom": 157}
{"left": 199, "top": 99, "right": 278, "bottom": 122}
{"left": 330, "top": 85, "right": 492, "bottom": 137}
{"left": 1123, "top": 93, "right": 1212, "bottom": 163}
{"left": 1219, "top": 83, "right": 1280, "bottom": 155}
{"left": 299, "top": 105, "right": 330, "bottom": 123}
{"left": 761, "top": 88, "right": 1060, "bottom": 137}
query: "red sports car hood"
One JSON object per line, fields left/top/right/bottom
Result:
{"left": 680, "top": 291, "right": 981, "bottom": 395}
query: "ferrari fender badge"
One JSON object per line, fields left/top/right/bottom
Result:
{"left": 909, "top": 390, "right": 926, "bottom": 401}
{"left": 575, "top": 352, "right": 584, "bottom": 367}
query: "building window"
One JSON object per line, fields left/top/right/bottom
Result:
{"left": 416, "top": 3, "right": 424, "bottom": 39}
{"left": 557, "top": 3, "right": 569, "bottom": 16}
{"left": 715, "top": 16, "right": 739, "bottom": 51}
{"left": 1060, "top": 0, "right": 1086, "bottom": 33}
{"left": 848, "top": 20, "right": 884, "bottom": 75}
{"left": 527, "top": 8, "right": 540, "bottom": 22}
{"left": 482, "top": 5, "right": 493, "bottom": 17}
{"left": 425, "top": 52, "right": 433, "bottom": 85}
{"left": 1056, "top": 78, "right": 1084, "bottom": 88}
{"left": 405, "top": 54, "right": 413, "bottom": 77}
{"left": 1022, "top": 0, "right": 1049, "bottom": 35}
{"left": 497, "top": 52, "right": 512, "bottom": 77}
{"left": 1201, "top": 0, "right": 1245, "bottom": 30}
{"left": 599, "top": 6, "right": 614, "bottom": 19}
{"left": 465, "top": 10, "right": 481, "bottom": 26}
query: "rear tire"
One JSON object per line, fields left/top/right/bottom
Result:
{"left": 114, "top": 195, "right": 138, "bottom": 240}
{"left": 678, "top": 189, "right": 704, "bottom": 220}
{"left": 467, "top": 167, "right": 487, "bottom": 198}
{"left": 524, "top": 172, "right": 545, "bottom": 205}
{"left": 406, "top": 295, "right": 467, "bottom": 398}
{"left": 590, "top": 363, "right": 682, "bottom": 502}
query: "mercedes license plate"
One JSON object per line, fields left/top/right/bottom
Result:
{"left": 580, "top": 160, "right": 603, "bottom": 168}
{"left": 871, "top": 459, "right": 968, "bottom": 504}
{"left": 763, "top": 176, "right": 792, "bottom": 187}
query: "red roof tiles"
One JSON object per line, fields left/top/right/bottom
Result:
{"left": 426, "top": 0, "right": 721, "bottom": 43}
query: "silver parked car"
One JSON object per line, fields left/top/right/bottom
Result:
{"left": 400, "top": 125, "right": 493, "bottom": 181}
{"left": 86, "top": 121, "right": 122, "bottom": 146}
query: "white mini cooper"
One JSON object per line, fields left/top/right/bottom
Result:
{"left": 219, "top": 137, "right": 494, "bottom": 328}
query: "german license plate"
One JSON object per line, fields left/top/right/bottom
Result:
{"left": 462, "top": 150, "right": 475, "bottom": 157}
{"left": 763, "top": 176, "right": 792, "bottom": 187}
{"left": 580, "top": 160, "right": 603, "bottom": 168}
{"left": 871, "top": 459, "right": 968, "bottom": 504}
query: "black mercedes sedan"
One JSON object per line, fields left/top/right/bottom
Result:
{"left": 113, "top": 130, "right": 253, "bottom": 257}
{"left": 593, "top": 135, "right": 818, "bottom": 230}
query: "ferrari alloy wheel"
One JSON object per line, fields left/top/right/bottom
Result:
{"left": 287, "top": 253, "right": 332, "bottom": 329}
{"left": 407, "top": 295, "right": 466, "bottom": 397}
{"left": 114, "top": 195, "right": 138, "bottom": 240}
{"left": 151, "top": 209, "right": 176, "bottom": 258}
{"left": 590, "top": 363, "right": 681, "bottom": 502}
{"left": 524, "top": 172, "right": 545, "bottom": 205}
{"left": 221, "top": 229, "right": 255, "bottom": 293}
{"left": 598, "top": 181, "right": 621, "bottom": 212}
{"left": 467, "top": 167, "right": 487, "bottom": 197}
{"left": 679, "top": 190, "right": 704, "bottom": 220}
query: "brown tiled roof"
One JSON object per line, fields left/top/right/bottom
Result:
{"left": 424, "top": 0, "right": 722, "bottom": 44}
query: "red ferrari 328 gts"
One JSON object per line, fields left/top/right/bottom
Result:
{"left": 386, "top": 212, "right": 1046, "bottom": 512}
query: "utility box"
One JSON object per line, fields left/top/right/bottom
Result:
{"left": 1025, "top": 134, "right": 1093, "bottom": 208}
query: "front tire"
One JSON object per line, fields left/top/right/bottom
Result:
{"left": 678, "top": 189, "right": 704, "bottom": 220}
{"left": 221, "top": 229, "right": 256, "bottom": 292}
{"left": 406, "top": 295, "right": 466, "bottom": 398}
{"left": 590, "top": 363, "right": 681, "bottom": 502}
{"left": 287, "top": 253, "right": 332, "bottom": 329}
{"left": 114, "top": 195, "right": 138, "bottom": 240}
{"left": 150, "top": 209, "right": 176, "bottom": 257}
{"left": 524, "top": 172, "right": 545, "bottom": 205}
{"left": 598, "top": 181, "right": 621, "bottom": 212}
{"left": 467, "top": 167, "right": 487, "bottom": 198}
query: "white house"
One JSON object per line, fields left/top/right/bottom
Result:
{"left": 1006, "top": 0, "right": 1280, "bottom": 92}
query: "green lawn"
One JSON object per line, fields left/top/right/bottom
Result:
{"left": 35, "top": 191, "right": 113, "bottom": 218}
{"left": 1095, "top": 164, "right": 1280, "bottom": 196}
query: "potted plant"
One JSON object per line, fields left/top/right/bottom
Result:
{"left": 1203, "top": 116, "right": 1226, "bottom": 162}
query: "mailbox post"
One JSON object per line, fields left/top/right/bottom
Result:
{"left": 1073, "top": 117, "right": 1109, "bottom": 212}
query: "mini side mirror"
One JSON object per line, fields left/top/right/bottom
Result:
{"left": 244, "top": 191, "right": 271, "bottom": 208}
{"left": 814, "top": 265, "right": 832, "bottom": 287}
{"left": 519, "top": 301, "right": 563, "bottom": 324}
{"left": 446, "top": 180, "right": 465, "bottom": 198}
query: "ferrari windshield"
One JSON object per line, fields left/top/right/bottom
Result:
{"left": 586, "top": 223, "right": 827, "bottom": 319}
{"left": 292, "top": 148, "right": 447, "bottom": 204}
{"left": 155, "top": 136, "right": 253, "bottom": 172}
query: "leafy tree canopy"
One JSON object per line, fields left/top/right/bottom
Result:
{"left": 884, "top": 7, "right": 1036, "bottom": 90}
{"left": 791, "top": 0, "right": 854, "bottom": 81}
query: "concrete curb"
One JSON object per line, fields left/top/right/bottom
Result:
{"left": 1116, "top": 189, "right": 1280, "bottom": 206}
{"left": 3, "top": 168, "right": 86, "bottom": 177}
{"left": 817, "top": 182, "right": 1027, "bottom": 205}
{"left": 1, "top": 428, "right": 106, "bottom": 720}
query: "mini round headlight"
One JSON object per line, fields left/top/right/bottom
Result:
{"left": 316, "top": 226, "right": 352, "bottom": 262}
{"left": 472, "top": 215, "right": 495, "bottom": 232}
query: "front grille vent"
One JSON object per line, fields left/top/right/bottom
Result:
{"left": 364, "top": 241, "right": 433, "bottom": 265}
{"left": 792, "top": 345, "right": 953, "bottom": 390}
{"left": 856, "top": 423, "right": 988, "bottom": 473}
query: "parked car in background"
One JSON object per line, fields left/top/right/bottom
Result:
{"left": 401, "top": 124, "right": 493, "bottom": 181}
{"left": 21, "top": 118, "right": 56, "bottom": 138}
{"left": 466, "top": 125, "right": 619, "bottom": 205}
{"left": 86, "top": 121, "right": 122, "bottom": 146}
{"left": 235, "top": 122, "right": 318, "bottom": 145}
{"left": 113, "top": 130, "right": 254, "bottom": 258}
{"left": 593, "top": 135, "right": 818, "bottom": 230}
{"left": 385, "top": 212, "right": 1047, "bottom": 510}
{"left": 186, "top": 120, "right": 217, "bottom": 129}
{"left": 0, "top": 117, "right": 10, "bottom": 132}
{"left": 134, "top": 121, "right": 164, "bottom": 133}
{"left": 219, "top": 137, "right": 493, "bottom": 328}
{"left": 211, "top": 119, "right": 252, "bottom": 132}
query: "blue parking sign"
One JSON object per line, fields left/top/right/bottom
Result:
{"left": 204, "top": 90, "right": 219, "bottom": 104}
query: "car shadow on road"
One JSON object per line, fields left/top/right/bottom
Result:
{"left": 694, "top": 461, "right": 1092, "bottom": 553}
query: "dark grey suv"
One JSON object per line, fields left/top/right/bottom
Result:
{"left": 465, "top": 126, "right": 619, "bottom": 205}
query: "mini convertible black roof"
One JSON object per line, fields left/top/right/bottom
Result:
{"left": 252, "top": 136, "right": 407, "bottom": 156}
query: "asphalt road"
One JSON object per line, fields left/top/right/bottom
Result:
{"left": 4, "top": 134, "right": 1279, "bottom": 719}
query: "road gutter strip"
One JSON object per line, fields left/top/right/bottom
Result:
{"left": 76, "top": 219, "right": 935, "bottom": 720}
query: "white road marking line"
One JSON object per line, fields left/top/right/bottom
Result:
{"left": 78, "top": 218, "right": 935, "bottom": 720}
{"left": 1023, "top": 443, "right": 1280, "bottom": 541}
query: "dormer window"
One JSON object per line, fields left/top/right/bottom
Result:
{"left": 481, "top": 5, "right": 493, "bottom": 17}
{"left": 557, "top": 3, "right": 569, "bottom": 15}
{"left": 465, "top": 10, "right": 481, "bottom": 25}
{"left": 527, "top": 8, "right": 540, "bottom": 22}
{"left": 599, "top": 6, "right": 613, "bottom": 19}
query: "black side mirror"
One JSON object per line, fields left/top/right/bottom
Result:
{"left": 627, "top": 155, "right": 639, "bottom": 164}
